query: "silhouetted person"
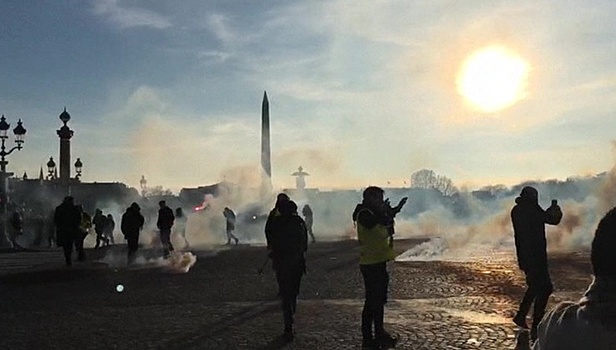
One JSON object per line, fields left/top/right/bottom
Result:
{"left": 223, "top": 207, "right": 239, "bottom": 245}
{"left": 266, "top": 200, "right": 308, "bottom": 342}
{"left": 122, "top": 202, "right": 144, "bottom": 264}
{"left": 353, "top": 186, "right": 406, "bottom": 349}
{"left": 9, "top": 210, "right": 23, "bottom": 249}
{"left": 175, "top": 207, "right": 189, "bottom": 248}
{"left": 511, "top": 186, "right": 562, "bottom": 342}
{"left": 533, "top": 206, "right": 616, "bottom": 350}
{"left": 265, "top": 193, "right": 290, "bottom": 249}
{"left": 302, "top": 204, "right": 316, "bottom": 244}
{"left": 157, "top": 200, "right": 175, "bottom": 257}
{"left": 105, "top": 213, "right": 115, "bottom": 245}
{"left": 46, "top": 210, "right": 55, "bottom": 247}
{"left": 54, "top": 196, "right": 81, "bottom": 266}
{"left": 93, "top": 209, "right": 109, "bottom": 248}
{"left": 75, "top": 205, "right": 90, "bottom": 261}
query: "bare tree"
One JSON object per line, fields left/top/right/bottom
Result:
{"left": 410, "top": 169, "right": 458, "bottom": 196}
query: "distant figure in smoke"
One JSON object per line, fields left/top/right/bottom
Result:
{"left": 302, "top": 204, "right": 316, "bottom": 244}
{"left": 223, "top": 207, "right": 239, "bottom": 245}
{"left": 175, "top": 207, "right": 189, "bottom": 248}
{"left": 266, "top": 200, "right": 308, "bottom": 342}
{"left": 511, "top": 186, "right": 562, "bottom": 342}
{"left": 122, "top": 202, "right": 144, "bottom": 264}
{"left": 265, "top": 193, "right": 291, "bottom": 249}
{"left": 93, "top": 209, "right": 109, "bottom": 248}
{"left": 353, "top": 186, "right": 406, "bottom": 349}
{"left": 105, "top": 214, "right": 115, "bottom": 245}
{"left": 9, "top": 209, "right": 23, "bottom": 249}
{"left": 532, "top": 206, "right": 616, "bottom": 350}
{"left": 54, "top": 196, "right": 82, "bottom": 267}
{"left": 46, "top": 210, "right": 56, "bottom": 247}
{"left": 157, "top": 200, "right": 175, "bottom": 258}
{"left": 75, "top": 205, "right": 90, "bottom": 261}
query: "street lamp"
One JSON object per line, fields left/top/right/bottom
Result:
{"left": 74, "top": 158, "right": 83, "bottom": 180}
{"left": 46, "top": 157, "right": 56, "bottom": 180}
{"left": 0, "top": 115, "right": 26, "bottom": 248}
{"left": 140, "top": 175, "right": 147, "bottom": 197}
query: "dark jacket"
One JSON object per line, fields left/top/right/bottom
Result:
{"left": 268, "top": 202, "right": 308, "bottom": 272}
{"left": 121, "top": 207, "right": 144, "bottom": 238}
{"left": 54, "top": 201, "right": 81, "bottom": 244}
{"left": 511, "top": 196, "right": 561, "bottom": 271}
{"left": 157, "top": 206, "right": 175, "bottom": 230}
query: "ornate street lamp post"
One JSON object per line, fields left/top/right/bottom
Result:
{"left": 46, "top": 157, "right": 56, "bottom": 180}
{"left": 74, "top": 158, "right": 83, "bottom": 180}
{"left": 140, "top": 175, "right": 147, "bottom": 197}
{"left": 0, "top": 115, "right": 26, "bottom": 248}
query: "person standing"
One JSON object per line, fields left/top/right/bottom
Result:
{"left": 121, "top": 202, "right": 144, "bottom": 264}
{"left": 157, "top": 200, "right": 175, "bottom": 257}
{"left": 9, "top": 209, "right": 23, "bottom": 249}
{"left": 75, "top": 205, "right": 91, "bottom": 261}
{"left": 175, "top": 207, "right": 190, "bottom": 248}
{"left": 511, "top": 186, "right": 562, "bottom": 342}
{"left": 93, "top": 209, "right": 109, "bottom": 248}
{"left": 223, "top": 207, "right": 239, "bottom": 245}
{"left": 53, "top": 196, "right": 81, "bottom": 266}
{"left": 302, "top": 204, "right": 316, "bottom": 244}
{"left": 265, "top": 193, "right": 290, "bottom": 249}
{"left": 266, "top": 200, "right": 308, "bottom": 342}
{"left": 105, "top": 213, "right": 115, "bottom": 245}
{"left": 353, "top": 186, "right": 406, "bottom": 349}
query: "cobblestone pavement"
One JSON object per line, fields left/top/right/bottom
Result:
{"left": 0, "top": 239, "right": 593, "bottom": 350}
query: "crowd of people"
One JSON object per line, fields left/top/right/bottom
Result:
{"left": 6, "top": 185, "right": 615, "bottom": 349}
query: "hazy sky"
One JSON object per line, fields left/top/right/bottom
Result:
{"left": 1, "top": 0, "right": 615, "bottom": 193}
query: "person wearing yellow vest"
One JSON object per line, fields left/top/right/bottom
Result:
{"left": 353, "top": 186, "right": 407, "bottom": 349}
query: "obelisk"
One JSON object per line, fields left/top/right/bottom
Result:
{"left": 261, "top": 91, "right": 272, "bottom": 192}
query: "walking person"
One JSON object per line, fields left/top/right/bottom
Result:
{"left": 93, "top": 209, "right": 109, "bottom": 248}
{"left": 223, "top": 207, "right": 239, "bottom": 245}
{"left": 121, "top": 203, "right": 144, "bottom": 264}
{"left": 53, "top": 196, "right": 81, "bottom": 267}
{"left": 302, "top": 204, "right": 316, "bottom": 244}
{"left": 157, "top": 200, "right": 175, "bottom": 257}
{"left": 175, "top": 207, "right": 189, "bottom": 249}
{"left": 105, "top": 213, "right": 115, "bottom": 245}
{"left": 75, "top": 205, "right": 91, "bottom": 261}
{"left": 266, "top": 200, "right": 308, "bottom": 342}
{"left": 353, "top": 186, "right": 407, "bottom": 349}
{"left": 9, "top": 209, "right": 23, "bottom": 249}
{"left": 511, "top": 186, "right": 562, "bottom": 342}
{"left": 265, "top": 193, "right": 291, "bottom": 249}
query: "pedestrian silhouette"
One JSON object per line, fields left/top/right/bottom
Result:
{"left": 53, "top": 196, "right": 81, "bottom": 266}
{"left": 157, "top": 200, "right": 175, "bottom": 258}
{"left": 302, "top": 204, "right": 316, "bottom": 244}
{"left": 93, "top": 209, "right": 109, "bottom": 248}
{"left": 223, "top": 207, "right": 239, "bottom": 245}
{"left": 175, "top": 207, "right": 190, "bottom": 248}
{"left": 511, "top": 186, "right": 562, "bottom": 342}
{"left": 266, "top": 200, "right": 307, "bottom": 342}
{"left": 121, "top": 202, "right": 144, "bottom": 265}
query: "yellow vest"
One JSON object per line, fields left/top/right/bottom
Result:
{"left": 356, "top": 208, "right": 395, "bottom": 265}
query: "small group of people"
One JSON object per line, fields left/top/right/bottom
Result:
{"left": 263, "top": 189, "right": 405, "bottom": 347}
{"left": 92, "top": 209, "right": 115, "bottom": 248}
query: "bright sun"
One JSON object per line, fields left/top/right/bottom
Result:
{"left": 456, "top": 46, "right": 529, "bottom": 113}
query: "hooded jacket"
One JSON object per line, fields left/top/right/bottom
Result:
{"left": 511, "top": 195, "right": 561, "bottom": 270}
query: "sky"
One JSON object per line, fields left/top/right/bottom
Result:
{"left": 1, "top": 0, "right": 616, "bottom": 194}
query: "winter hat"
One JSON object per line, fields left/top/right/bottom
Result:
{"left": 591, "top": 207, "right": 616, "bottom": 277}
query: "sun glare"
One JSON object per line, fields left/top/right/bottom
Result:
{"left": 456, "top": 46, "right": 529, "bottom": 113}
